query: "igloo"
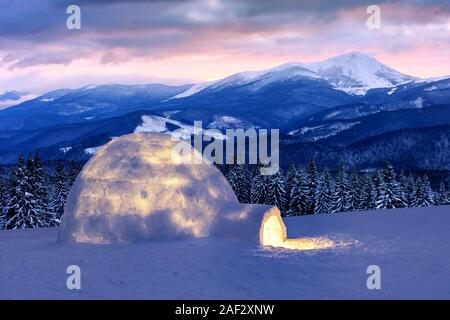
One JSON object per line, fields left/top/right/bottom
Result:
{"left": 59, "top": 132, "right": 333, "bottom": 250}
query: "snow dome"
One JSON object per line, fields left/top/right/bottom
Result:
{"left": 59, "top": 132, "right": 333, "bottom": 250}
{"left": 58, "top": 132, "right": 239, "bottom": 243}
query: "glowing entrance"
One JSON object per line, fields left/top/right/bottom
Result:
{"left": 260, "top": 210, "right": 334, "bottom": 250}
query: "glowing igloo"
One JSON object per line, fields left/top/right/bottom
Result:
{"left": 59, "top": 132, "right": 333, "bottom": 250}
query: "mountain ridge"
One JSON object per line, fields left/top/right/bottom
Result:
{"left": 0, "top": 52, "right": 448, "bottom": 169}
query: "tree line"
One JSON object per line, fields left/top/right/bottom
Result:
{"left": 1, "top": 155, "right": 449, "bottom": 230}
{"left": 220, "top": 160, "right": 450, "bottom": 216}
{"left": 0, "top": 154, "right": 81, "bottom": 230}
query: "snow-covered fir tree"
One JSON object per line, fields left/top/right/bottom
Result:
{"left": 287, "top": 168, "right": 310, "bottom": 216}
{"left": 373, "top": 170, "right": 386, "bottom": 209}
{"left": 359, "top": 173, "right": 376, "bottom": 210}
{"left": 0, "top": 175, "right": 7, "bottom": 230}
{"left": 314, "top": 169, "right": 334, "bottom": 214}
{"left": 398, "top": 170, "right": 408, "bottom": 206}
{"left": 377, "top": 161, "right": 404, "bottom": 209}
{"left": 404, "top": 173, "right": 417, "bottom": 207}
{"left": 284, "top": 164, "right": 298, "bottom": 212}
{"left": 226, "top": 164, "right": 251, "bottom": 203}
{"left": 6, "top": 155, "right": 45, "bottom": 229}
{"left": 306, "top": 160, "right": 318, "bottom": 214}
{"left": 413, "top": 175, "right": 435, "bottom": 207}
{"left": 250, "top": 163, "right": 272, "bottom": 205}
{"left": 435, "top": 182, "right": 450, "bottom": 205}
{"left": 332, "top": 164, "right": 351, "bottom": 213}
{"left": 31, "top": 153, "right": 55, "bottom": 226}
{"left": 347, "top": 170, "right": 361, "bottom": 211}
{"left": 49, "top": 160, "right": 69, "bottom": 225}
{"left": 268, "top": 168, "right": 287, "bottom": 215}
{"left": 0, "top": 210, "right": 5, "bottom": 230}
{"left": 67, "top": 161, "right": 81, "bottom": 186}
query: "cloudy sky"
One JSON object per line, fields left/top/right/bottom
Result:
{"left": 0, "top": 0, "right": 449, "bottom": 94}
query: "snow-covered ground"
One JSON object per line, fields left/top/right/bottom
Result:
{"left": 0, "top": 206, "right": 449, "bottom": 299}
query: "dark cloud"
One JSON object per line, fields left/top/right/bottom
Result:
{"left": 2, "top": 51, "right": 77, "bottom": 69}
{"left": 0, "top": 0, "right": 448, "bottom": 68}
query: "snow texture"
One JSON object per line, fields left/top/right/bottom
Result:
{"left": 1, "top": 206, "right": 449, "bottom": 299}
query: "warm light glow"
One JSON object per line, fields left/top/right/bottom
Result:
{"left": 261, "top": 214, "right": 286, "bottom": 247}
{"left": 260, "top": 209, "right": 334, "bottom": 251}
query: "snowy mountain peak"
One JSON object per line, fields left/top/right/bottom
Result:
{"left": 303, "top": 52, "right": 417, "bottom": 95}
{"left": 208, "top": 64, "right": 320, "bottom": 91}
{"left": 170, "top": 52, "right": 419, "bottom": 99}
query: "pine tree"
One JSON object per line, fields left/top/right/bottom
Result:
{"left": 6, "top": 155, "right": 39, "bottom": 229}
{"left": 377, "top": 161, "right": 404, "bottom": 209}
{"left": 284, "top": 164, "right": 298, "bottom": 212}
{"left": 268, "top": 168, "right": 287, "bottom": 215}
{"left": 32, "top": 153, "right": 54, "bottom": 226}
{"left": 49, "top": 160, "right": 69, "bottom": 225}
{"left": 413, "top": 175, "right": 435, "bottom": 207}
{"left": 31, "top": 153, "right": 46, "bottom": 197}
{"left": 373, "top": 170, "right": 386, "bottom": 209}
{"left": 347, "top": 170, "right": 361, "bottom": 211}
{"left": 0, "top": 174, "right": 7, "bottom": 230}
{"left": 67, "top": 161, "right": 81, "bottom": 187}
{"left": 404, "top": 173, "right": 417, "bottom": 207}
{"left": 306, "top": 160, "right": 318, "bottom": 214}
{"left": 314, "top": 169, "right": 334, "bottom": 214}
{"left": 287, "top": 168, "right": 310, "bottom": 216}
{"left": 332, "top": 164, "right": 351, "bottom": 213}
{"left": 5, "top": 154, "right": 52, "bottom": 229}
{"left": 226, "top": 164, "right": 251, "bottom": 203}
{"left": 0, "top": 210, "right": 5, "bottom": 230}
{"left": 250, "top": 163, "right": 272, "bottom": 205}
{"left": 398, "top": 170, "right": 408, "bottom": 207}
{"left": 435, "top": 182, "right": 449, "bottom": 205}
{"left": 237, "top": 164, "right": 251, "bottom": 203}
{"left": 359, "top": 173, "right": 376, "bottom": 210}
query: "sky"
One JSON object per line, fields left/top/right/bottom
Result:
{"left": 0, "top": 0, "right": 449, "bottom": 95}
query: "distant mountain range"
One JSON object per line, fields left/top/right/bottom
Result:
{"left": 0, "top": 52, "right": 449, "bottom": 170}
{"left": 0, "top": 90, "right": 33, "bottom": 110}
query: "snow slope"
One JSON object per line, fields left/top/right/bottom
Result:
{"left": 167, "top": 81, "right": 217, "bottom": 100}
{"left": 1, "top": 206, "right": 449, "bottom": 299}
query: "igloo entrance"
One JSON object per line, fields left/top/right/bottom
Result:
{"left": 260, "top": 208, "right": 334, "bottom": 250}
